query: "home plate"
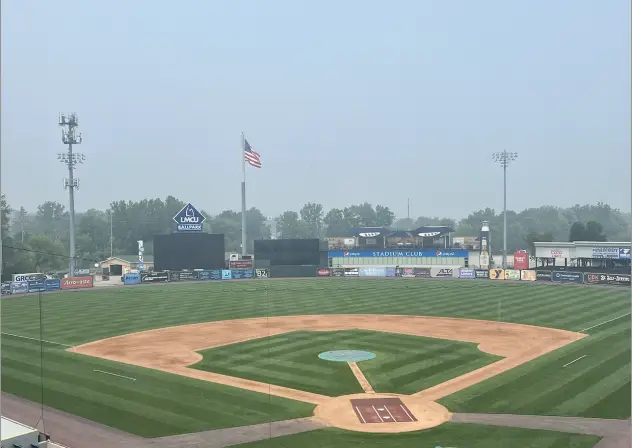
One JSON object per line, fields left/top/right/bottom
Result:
{"left": 351, "top": 397, "right": 417, "bottom": 424}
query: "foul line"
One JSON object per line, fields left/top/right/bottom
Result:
{"left": 579, "top": 312, "right": 631, "bottom": 332}
{"left": 1, "top": 332, "right": 73, "bottom": 347}
{"left": 562, "top": 355, "right": 587, "bottom": 368}
{"left": 93, "top": 370, "right": 137, "bottom": 381}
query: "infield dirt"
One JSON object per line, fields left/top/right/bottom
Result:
{"left": 71, "top": 314, "right": 585, "bottom": 433}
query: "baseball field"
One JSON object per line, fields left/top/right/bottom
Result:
{"left": 1, "top": 278, "right": 630, "bottom": 447}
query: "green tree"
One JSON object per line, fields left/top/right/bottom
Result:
{"left": 569, "top": 221, "right": 607, "bottom": 242}
{"left": 375, "top": 205, "right": 395, "bottom": 227}
{"left": 299, "top": 202, "right": 324, "bottom": 237}
{"left": 27, "top": 234, "right": 66, "bottom": 272}
{"left": 277, "top": 211, "right": 306, "bottom": 238}
{"left": 324, "top": 208, "right": 348, "bottom": 237}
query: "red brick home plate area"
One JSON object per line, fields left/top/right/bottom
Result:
{"left": 351, "top": 397, "right": 417, "bottom": 424}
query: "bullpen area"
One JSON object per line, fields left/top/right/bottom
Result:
{"left": 1, "top": 279, "right": 630, "bottom": 447}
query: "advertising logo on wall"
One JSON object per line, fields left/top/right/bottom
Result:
{"left": 329, "top": 250, "right": 468, "bottom": 258}
{"left": 10, "top": 281, "right": 29, "bottom": 294}
{"left": 591, "top": 247, "right": 620, "bottom": 259}
{"left": 124, "top": 273, "right": 141, "bottom": 285}
{"left": 521, "top": 270, "right": 537, "bottom": 281}
{"left": 489, "top": 269, "right": 504, "bottom": 280}
{"left": 331, "top": 268, "right": 345, "bottom": 277}
{"left": 316, "top": 268, "right": 331, "bottom": 277}
{"left": 140, "top": 272, "right": 169, "bottom": 283}
{"left": 255, "top": 269, "right": 269, "bottom": 278}
{"left": 619, "top": 248, "right": 631, "bottom": 259}
{"left": 229, "top": 260, "right": 254, "bottom": 269}
{"left": 513, "top": 251, "right": 529, "bottom": 270}
{"left": 504, "top": 269, "right": 521, "bottom": 280}
{"left": 432, "top": 268, "right": 454, "bottom": 278}
{"left": 551, "top": 271, "right": 583, "bottom": 284}
{"left": 61, "top": 276, "right": 94, "bottom": 289}
{"left": 536, "top": 270, "right": 552, "bottom": 280}
{"left": 475, "top": 269, "right": 490, "bottom": 279}
{"left": 584, "top": 273, "right": 631, "bottom": 286}
{"left": 199, "top": 270, "right": 222, "bottom": 280}
{"left": 459, "top": 268, "right": 475, "bottom": 279}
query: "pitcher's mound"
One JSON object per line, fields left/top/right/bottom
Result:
{"left": 314, "top": 393, "right": 450, "bottom": 433}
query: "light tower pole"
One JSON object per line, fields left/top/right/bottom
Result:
{"left": 58, "top": 113, "right": 84, "bottom": 277}
{"left": 492, "top": 150, "right": 518, "bottom": 269}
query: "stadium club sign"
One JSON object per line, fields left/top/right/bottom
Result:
{"left": 328, "top": 250, "right": 468, "bottom": 258}
{"left": 173, "top": 203, "right": 206, "bottom": 232}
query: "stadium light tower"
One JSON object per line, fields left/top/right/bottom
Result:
{"left": 58, "top": 113, "right": 84, "bottom": 277}
{"left": 492, "top": 150, "right": 518, "bottom": 269}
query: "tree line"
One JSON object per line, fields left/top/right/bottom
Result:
{"left": 1, "top": 193, "right": 630, "bottom": 278}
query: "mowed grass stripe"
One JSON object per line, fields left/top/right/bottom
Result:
{"left": 440, "top": 319, "right": 630, "bottom": 419}
{"left": 192, "top": 330, "right": 499, "bottom": 397}
{"left": 1, "top": 339, "right": 314, "bottom": 437}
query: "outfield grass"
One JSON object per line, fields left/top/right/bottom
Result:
{"left": 1, "top": 278, "right": 629, "bottom": 438}
{"left": 192, "top": 329, "right": 501, "bottom": 396}
{"left": 233, "top": 424, "right": 602, "bottom": 448}
{"left": 440, "top": 314, "right": 631, "bottom": 419}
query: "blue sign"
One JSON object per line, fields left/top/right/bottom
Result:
{"left": 221, "top": 269, "right": 233, "bottom": 280}
{"left": 45, "top": 279, "right": 61, "bottom": 291}
{"left": 198, "top": 270, "right": 222, "bottom": 280}
{"left": 232, "top": 269, "right": 254, "bottom": 279}
{"left": 385, "top": 267, "right": 396, "bottom": 277}
{"left": 551, "top": 271, "right": 583, "bottom": 284}
{"left": 328, "top": 250, "right": 468, "bottom": 258}
{"left": 619, "top": 248, "right": 630, "bottom": 259}
{"left": 359, "top": 267, "right": 387, "bottom": 277}
{"left": 28, "top": 280, "right": 47, "bottom": 293}
{"left": 123, "top": 273, "right": 141, "bottom": 285}
{"left": 173, "top": 203, "right": 206, "bottom": 232}
{"left": 11, "top": 281, "right": 28, "bottom": 294}
{"left": 459, "top": 268, "right": 476, "bottom": 279}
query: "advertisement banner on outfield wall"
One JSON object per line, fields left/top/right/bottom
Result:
{"left": 551, "top": 271, "right": 583, "bottom": 284}
{"left": 359, "top": 267, "right": 387, "bottom": 277}
{"left": 513, "top": 251, "right": 529, "bottom": 270}
{"left": 489, "top": 269, "right": 504, "bottom": 280}
{"left": 10, "top": 281, "right": 28, "bottom": 294}
{"left": 431, "top": 267, "right": 457, "bottom": 278}
{"left": 169, "top": 271, "right": 200, "bottom": 282}
{"left": 385, "top": 267, "right": 396, "bottom": 277}
{"left": 521, "top": 270, "right": 537, "bottom": 281}
{"left": 140, "top": 271, "right": 169, "bottom": 283}
{"left": 221, "top": 270, "right": 233, "bottom": 280}
{"left": 124, "top": 273, "right": 141, "bottom": 285}
{"left": 536, "top": 270, "right": 552, "bottom": 281}
{"left": 344, "top": 268, "right": 359, "bottom": 277}
{"left": 331, "top": 268, "right": 345, "bottom": 277}
{"left": 232, "top": 269, "right": 254, "bottom": 279}
{"left": 255, "top": 269, "right": 269, "bottom": 278}
{"left": 198, "top": 270, "right": 222, "bottom": 280}
{"left": 28, "top": 280, "right": 46, "bottom": 292}
{"left": 61, "top": 276, "right": 93, "bottom": 290}
{"left": 459, "top": 268, "right": 475, "bottom": 279}
{"left": 45, "top": 279, "right": 61, "bottom": 291}
{"left": 474, "top": 269, "right": 489, "bottom": 279}
{"left": 584, "top": 272, "right": 631, "bottom": 286}
{"left": 397, "top": 267, "right": 431, "bottom": 278}
{"left": 316, "top": 268, "right": 331, "bottom": 277}
{"left": 504, "top": 269, "right": 521, "bottom": 280}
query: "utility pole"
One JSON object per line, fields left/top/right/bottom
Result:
{"left": 58, "top": 113, "right": 84, "bottom": 277}
{"left": 19, "top": 207, "right": 27, "bottom": 243}
{"left": 109, "top": 210, "right": 113, "bottom": 258}
{"left": 492, "top": 150, "right": 518, "bottom": 269}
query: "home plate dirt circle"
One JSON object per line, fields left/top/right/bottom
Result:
{"left": 314, "top": 393, "right": 450, "bottom": 433}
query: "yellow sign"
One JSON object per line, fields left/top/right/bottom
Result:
{"left": 489, "top": 269, "right": 504, "bottom": 280}
{"left": 521, "top": 270, "right": 537, "bottom": 281}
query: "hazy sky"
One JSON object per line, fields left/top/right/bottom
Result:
{"left": 2, "top": 0, "right": 630, "bottom": 220}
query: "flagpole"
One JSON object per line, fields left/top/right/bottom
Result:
{"left": 241, "top": 132, "right": 247, "bottom": 256}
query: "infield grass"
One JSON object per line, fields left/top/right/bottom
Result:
{"left": 233, "top": 424, "right": 602, "bottom": 448}
{"left": 192, "top": 329, "right": 501, "bottom": 396}
{"left": 1, "top": 278, "right": 630, "bottom": 437}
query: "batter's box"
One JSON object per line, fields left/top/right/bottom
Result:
{"left": 350, "top": 397, "right": 417, "bottom": 424}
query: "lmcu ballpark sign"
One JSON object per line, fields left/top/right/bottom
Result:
{"left": 173, "top": 203, "right": 206, "bottom": 232}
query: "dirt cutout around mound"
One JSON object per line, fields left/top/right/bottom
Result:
{"left": 70, "top": 315, "right": 585, "bottom": 433}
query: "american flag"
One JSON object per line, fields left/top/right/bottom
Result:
{"left": 244, "top": 139, "right": 262, "bottom": 168}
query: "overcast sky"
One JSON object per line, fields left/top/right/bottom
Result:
{"left": 1, "top": 0, "right": 630, "bottom": 220}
